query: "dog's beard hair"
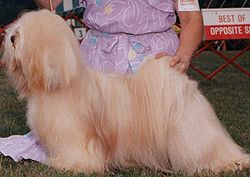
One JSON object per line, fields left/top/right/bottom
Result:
{"left": 3, "top": 10, "right": 250, "bottom": 173}
{"left": 8, "top": 58, "right": 30, "bottom": 97}
{"left": 3, "top": 34, "right": 30, "bottom": 98}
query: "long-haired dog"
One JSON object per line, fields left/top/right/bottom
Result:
{"left": 2, "top": 10, "right": 250, "bottom": 174}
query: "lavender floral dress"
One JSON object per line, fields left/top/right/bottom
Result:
{"left": 0, "top": 0, "right": 179, "bottom": 163}
{"left": 81, "top": 0, "right": 179, "bottom": 73}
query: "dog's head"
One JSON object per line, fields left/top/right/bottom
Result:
{"left": 2, "top": 10, "right": 83, "bottom": 98}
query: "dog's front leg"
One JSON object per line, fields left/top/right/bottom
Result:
{"left": 42, "top": 118, "right": 105, "bottom": 173}
{"left": 27, "top": 97, "right": 106, "bottom": 173}
{"left": 46, "top": 137, "right": 105, "bottom": 173}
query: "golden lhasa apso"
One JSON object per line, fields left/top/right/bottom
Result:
{"left": 2, "top": 10, "right": 250, "bottom": 174}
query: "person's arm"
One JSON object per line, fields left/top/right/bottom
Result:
{"left": 34, "top": 0, "right": 62, "bottom": 9}
{"left": 170, "top": 10, "right": 203, "bottom": 73}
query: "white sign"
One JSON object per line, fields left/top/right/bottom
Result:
{"left": 63, "top": 0, "right": 73, "bottom": 11}
{"left": 74, "top": 27, "right": 87, "bottom": 40}
{"left": 202, "top": 8, "right": 250, "bottom": 40}
{"left": 178, "top": 0, "right": 200, "bottom": 11}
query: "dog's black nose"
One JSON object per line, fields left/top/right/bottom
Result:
{"left": 10, "top": 35, "right": 16, "bottom": 44}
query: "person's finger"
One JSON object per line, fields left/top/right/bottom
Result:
{"left": 175, "top": 62, "right": 185, "bottom": 73}
{"left": 179, "top": 63, "right": 187, "bottom": 73}
{"left": 177, "top": 60, "right": 190, "bottom": 73}
{"left": 170, "top": 56, "right": 181, "bottom": 67}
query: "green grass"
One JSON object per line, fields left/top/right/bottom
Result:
{"left": 0, "top": 51, "right": 250, "bottom": 177}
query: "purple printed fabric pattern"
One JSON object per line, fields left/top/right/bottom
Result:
{"left": 0, "top": 132, "right": 46, "bottom": 162}
{"left": 81, "top": 0, "right": 179, "bottom": 74}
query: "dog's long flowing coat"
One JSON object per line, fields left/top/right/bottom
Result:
{"left": 3, "top": 10, "right": 250, "bottom": 174}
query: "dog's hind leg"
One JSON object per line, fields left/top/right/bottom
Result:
{"left": 165, "top": 78, "right": 250, "bottom": 174}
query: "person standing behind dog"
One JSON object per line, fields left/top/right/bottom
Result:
{"left": 37, "top": 0, "right": 203, "bottom": 74}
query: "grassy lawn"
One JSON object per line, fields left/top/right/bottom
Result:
{"left": 0, "top": 51, "right": 249, "bottom": 177}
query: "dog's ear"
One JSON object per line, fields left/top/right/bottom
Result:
{"left": 21, "top": 12, "right": 83, "bottom": 92}
{"left": 45, "top": 44, "right": 81, "bottom": 92}
{"left": 26, "top": 38, "right": 82, "bottom": 92}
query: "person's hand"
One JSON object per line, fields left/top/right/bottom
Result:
{"left": 170, "top": 54, "right": 192, "bottom": 74}
{"left": 170, "top": 10, "right": 203, "bottom": 74}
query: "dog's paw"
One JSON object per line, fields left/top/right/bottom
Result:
{"left": 46, "top": 156, "right": 105, "bottom": 173}
{"left": 46, "top": 156, "right": 68, "bottom": 170}
{"left": 218, "top": 156, "right": 250, "bottom": 173}
{"left": 235, "top": 156, "right": 250, "bottom": 170}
